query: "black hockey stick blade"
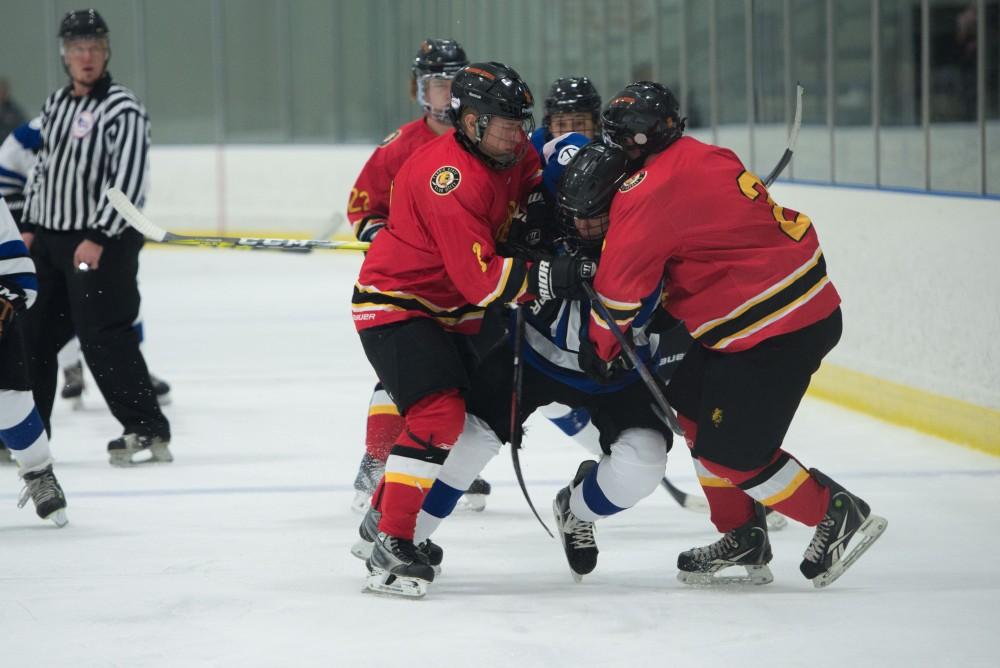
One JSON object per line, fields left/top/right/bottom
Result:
{"left": 106, "top": 188, "right": 370, "bottom": 252}
{"left": 508, "top": 306, "right": 554, "bottom": 538}
{"left": 582, "top": 282, "right": 683, "bottom": 436}
{"left": 660, "top": 477, "right": 709, "bottom": 513}
{"left": 763, "top": 83, "right": 804, "bottom": 187}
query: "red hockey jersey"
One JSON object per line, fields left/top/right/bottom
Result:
{"left": 347, "top": 117, "right": 441, "bottom": 228}
{"left": 352, "top": 132, "right": 542, "bottom": 334}
{"left": 590, "top": 136, "right": 840, "bottom": 359}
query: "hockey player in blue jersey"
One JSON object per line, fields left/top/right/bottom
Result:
{"left": 0, "top": 196, "right": 68, "bottom": 526}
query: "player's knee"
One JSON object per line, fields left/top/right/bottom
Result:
{"left": 404, "top": 389, "right": 466, "bottom": 449}
{"left": 601, "top": 428, "right": 668, "bottom": 506}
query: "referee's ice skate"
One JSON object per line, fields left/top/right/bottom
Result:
{"left": 107, "top": 433, "right": 173, "bottom": 467}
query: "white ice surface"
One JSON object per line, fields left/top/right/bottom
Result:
{"left": 2, "top": 249, "right": 998, "bottom": 668}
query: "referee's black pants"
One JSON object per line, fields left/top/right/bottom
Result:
{"left": 26, "top": 228, "right": 170, "bottom": 441}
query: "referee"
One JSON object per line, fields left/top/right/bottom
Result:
{"left": 20, "top": 9, "right": 171, "bottom": 466}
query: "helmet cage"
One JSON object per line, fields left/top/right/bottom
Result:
{"left": 416, "top": 73, "right": 456, "bottom": 122}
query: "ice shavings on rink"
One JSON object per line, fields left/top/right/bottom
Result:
{"left": 1, "top": 249, "right": 997, "bottom": 668}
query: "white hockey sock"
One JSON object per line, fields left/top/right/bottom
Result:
{"left": 414, "top": 414, "right": 502, "bottom": 544}
{"left": 569, "top": 428, "right": 667, "bottom": 522}
{"left": 539, "top": 402, "right": 603, "bottom": 455}
{"left": 0, "top": 390, "right": 54, "bottom": 473}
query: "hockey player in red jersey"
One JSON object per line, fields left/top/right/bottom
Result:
{"left": 582, "top": 82, "right": 886, "bottom": 588}
{"left": 351, "top": 62, "right": 595, "bottom": 596}
{"left": 346, "top": 39, "right": 489, "bottom": 514}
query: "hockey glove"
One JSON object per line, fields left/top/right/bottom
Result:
{"left": 578, "top": 329, "right": 635, "bottom": 384}
{"left": 355, "top": 216, "right": 387, "bottom": 243}
{"left": 0, "top": 279, "right": 27, "bottom": 341}
{"left": 528, "top": 255, "right": 597, "bottom": 301}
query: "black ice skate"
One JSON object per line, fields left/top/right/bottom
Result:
{"left": 18, "top": 464, "right": 68, "bottom": 527}
{"left": 458, "top": 476, "right": 491, "bottom": 512}
{"left": 350, "top": 452, "right": 384, "bottom": 514}
{"left": 351, "top": 505, "right": 443, "bottom": 574}
{"left": 149, "top": 373, "right": 172, "bottom": 406}
{"left": 552, "top": 460, "right": 599, "bottom": 582}
{"left": 108, "top": 433, "right": 173, "bottom": 467}
{"left": 800, "top": 468, "right": 887, "bottom": 588}
{"left": 364, "top": 531, "right": 436, "bottom": 598}
{"left": 60, "top": 361, "right": 85, "bottom": 409}
{"left": 677, "top": 502, "right": 773, "bottom": 586}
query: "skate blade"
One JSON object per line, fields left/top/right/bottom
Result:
{"left": 812, "top": 514, "right": 888, "bottom": 589}
{"left": 109, "top": 442, "right": 174, "bottom": 467}
{"left": 456, "top": 493, "right": 487, "bottom": 512}
{"left": 46, "top": 508, "right": 69, "bottom": 528}
{"left": 678, "top": 564, "right": 774, "bottom": 587}
{"left": 350, "top": 491, "right": 371, "bottom": 515}
{"left": 350, "top": 538, "right": 374, "bottom": 560}
{"left": 66, "top": 395, "right": 84, "bottom": 411}
{"left": 157, "top": 394, "right": 172, "bottom": 407}
{"left": 363, "top": 568, "right": 429, "bottom": 598}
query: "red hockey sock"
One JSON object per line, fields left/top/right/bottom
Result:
{"left": 365, "top": 386, "right": 403, "bottom": 462}
{"left": 698, "top": 450, "right": 830, "bottom": 527}
{"left": 679, "top": 414, "right": 755, "bottom": 532}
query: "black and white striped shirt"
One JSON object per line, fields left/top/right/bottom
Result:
{"left": 23, "top": 73, "right": 149, "bottom": 241}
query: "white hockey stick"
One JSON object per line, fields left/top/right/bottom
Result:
{"left": 106, "top": 188, "right": 370, "bottom": 253}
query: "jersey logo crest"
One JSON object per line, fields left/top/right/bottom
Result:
{"left": 379, "top": 129, "right": 401, "bottom": 147}
{"left": 619, "top": 170, "right": 647, "bottom": 192}
{"left": 557, "top": 144, "right": 579, "bottom": 165}
{"left": 430, "top": 166, "right": 461, "bottom": 195}
{"left": 72, "top": 111, "right": 95, "bottom": 139}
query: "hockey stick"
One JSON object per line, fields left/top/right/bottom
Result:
{"left": 660, "top": 476, "right": 710, "bottom": 513}
{"left": 509, "top": 305, "right": 554, "bottom": 538}
{"left": 582, "top": 282, "right": 683, "bottom": 436}
{"left": 106, "top": 188, "right": 371, "bottom": 253}
{"left": 763, "top": 82, "right": 804, "bottom": 188}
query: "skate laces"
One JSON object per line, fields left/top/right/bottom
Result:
{"left": 18, "top": 471, "right": 61, "bottom": 509}
{"left": 803, "top": 516, "right": 836, "bottom": 563}
{"left": 692, "top": 531, "right": 740, "bottom": 561}
{"left": 565, "top": 515, "right": 597, "bottom": 550}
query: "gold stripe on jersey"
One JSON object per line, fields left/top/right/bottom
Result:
{"left": 477, "top": 256, "right": 514, "bottom": 306}
{"left": 384, "top": 472, "right": 436, "bottom": 489}
{"left": 738, "top": 454, "right": 809, "bottom": 505}
{"left": 692, "top": 249, "right": 830, "bottom": 349}
{"left": 590, "top": 290, "right": 641, "bottom": 330}
{"left": 694, "top": 459, "right": 735, "bottom": 488}
{"left": 368, "top": 404, "right": 400, "bottom": 417}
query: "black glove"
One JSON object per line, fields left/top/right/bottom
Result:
{"left": 0, "top": 279, "right": 27, "bottom": 341}
{"left": 504, "top": 189, "right": 557, "bottom": 260}
{"left": 578, "top": 329, "right": 635, "bottom": 384}
{"left": 355, "top": 216, "right": 386, "bottom": 243}
{"left": 528, "top": 255, "right": 596, "bottom": 301}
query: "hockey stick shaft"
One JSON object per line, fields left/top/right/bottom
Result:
{"left": 106, "top": 188, "right": 370, "bottom": 253}
{"left": 583, "top": 282, "right": 683, "bottom": 436}
{"left": 763, "top": 83, "right": 804, "bottom": 187}
{"left": 509, "top": 306, "right": 554, "bottom": 538}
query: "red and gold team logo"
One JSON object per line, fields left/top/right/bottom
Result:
{"left": 430, "top": 166, "right": 461, "bottom": 195}
{"left": 379, "top": 129, "right": 401, "bottom": 147}
{"left": 619, "top": 170, "right": 647, "bottom": 192}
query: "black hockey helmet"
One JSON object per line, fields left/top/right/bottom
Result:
{"left": 601, "top": 81, "right": 685, "bottom": 158}
{"left": 556, "top": 141, "right": 632, "bottom": 246}
{"left": 412, "top": 38, "right": 469, "bottom": 77}
{"left": 58, "top": 9, "right": 109, "bottom": 39}
{"left": 450, "top": 62, "right": 536, "bottom": 169}
{"left": 544, "top": 76, "right": 602, "bottom": 129}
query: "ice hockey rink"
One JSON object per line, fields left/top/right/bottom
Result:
{"left": 0, "top": 248, "right": 995, "bottom": 668}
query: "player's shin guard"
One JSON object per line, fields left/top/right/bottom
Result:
{"left": 0, "top": 390, "right": 54, "bottom": 473}
{"left": 569, "top": 428, "right": 668, "bottom": 522}
{"left": 414, "top": 413, "right": 502, "bottom": 545}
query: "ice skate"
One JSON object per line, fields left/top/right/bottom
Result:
{"left": 800, "top": 469, "right": 887, "bottom": 588}
{"left": 149, "top": 373, "right": 172, "bottom": 406}
{"left": 364, "top": 531, "right": 435, "bottom": 598}
{"left": 351, "top": 505, "right": 443, "bottom": 574}
{"left": 457, "top": 476, "right": 491, "bottom": 512}
{"left": 765, "top": 506, "right": 788, "bottom": 531}
{"left": 350, "top": 452, "right": 384, "bottom": 514}
{"left": 108, "top": 433, "right": 173, "bottom": 466}
{"left": 17, "top": 464, "right": 68, "bottom": 527}
{"left": 552, "top": 460, "right": 599, "bottom": 582}
{"left": 0, "top": 444, "right": 12, "bottom": 465}
{"left": 60, "top": 361, "right": 85, "bottom": 409}
{"left": 677, "top": 503, "right": 773, "bottom": 586}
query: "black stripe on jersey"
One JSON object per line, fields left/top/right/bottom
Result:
{"left": 352, "top": 288, "right": 486, "bottom": 324}
{"left": 695, "top": 254, "right": 828, "bottom": 349}
{"left": 388, "top": 441, "right": 449, "bottom": 464}
{"left": 737, "top": 452, "right": 791, "bottom": 491}
{"left": 493, "top": 258, "right": 529, "bottom": 306}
